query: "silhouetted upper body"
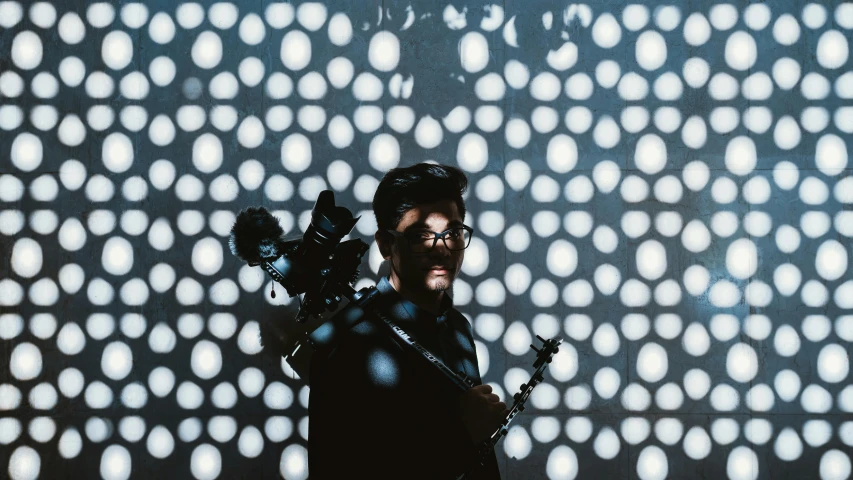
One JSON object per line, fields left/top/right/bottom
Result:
{"left": 308, "top": 276, "right": 501, "bottom": 480}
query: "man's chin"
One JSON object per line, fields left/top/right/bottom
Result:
{"left": 425, "top": 275, "right": 453, "bottom": 292}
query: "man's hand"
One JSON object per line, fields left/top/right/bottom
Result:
{"left": 456, "top": 384, "right": 509, "bottom": 444}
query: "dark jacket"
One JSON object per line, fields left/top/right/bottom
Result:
{"left": 308, "top": 276, "right": 502, "bottom": 479}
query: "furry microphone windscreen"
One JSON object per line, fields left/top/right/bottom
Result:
{"left": 229, "top": 206, "right": 285, "bottom": 263}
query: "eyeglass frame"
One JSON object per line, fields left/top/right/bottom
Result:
{"left": 384, "top": 224, "right": 475, "bottom": 253}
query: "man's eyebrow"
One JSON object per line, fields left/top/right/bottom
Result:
{"left": 404, "top": 220, "right": 464, "bottom": 231}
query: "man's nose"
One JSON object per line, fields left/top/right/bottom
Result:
{"left": 430, "top": 239, "right": 452, "bottom": 256}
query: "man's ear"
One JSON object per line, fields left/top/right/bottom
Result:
{"left": 375, "top": 230, "right": 391, "bottom": 259}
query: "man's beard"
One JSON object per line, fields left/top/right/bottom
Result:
{"left": 427, "top": 276, "right": 451, "bottom": 292}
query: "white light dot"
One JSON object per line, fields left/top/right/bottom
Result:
{"left": 142, "top": 367, "right": 173, "bottom": 400}
{"left": 190, "top": 340, "right": 223, "bottom": 380}
{"left": 637, "top": 445, "right": 668, "bottom": 480}
{"left": 8, "top": 446, "right": 40, "bottom": 480}
{"left": 636, "top": 343, "right": 668, "bottom": 383}
{"left": 279, "top": 444, "right": 308, "bottom": 480}
{"left": 367, "top": 30, "right": 400, "bottom": 72}
{"left": 727, "top": 446, "right": 759, "bottom": 480}
{"left": 235, "top": 367, "right": 264, "bottom": 398}
{"left": 11, "top": 31, "right": 43, "bottom": 70}
{"left": 57, "top": 368, "right": 85, "bottom": 398}
{"left": 147, "top": 12, "right": 175, "bottom": 44}
{"left": 324, "top": 115, "right": 353, "bottom": 149}
{"left": 325, "top": 11, "right": 352, "bottom": 45}
{"left": 820, "top": 450, "right": 852, "bottom": 480}
{"left": 594, "top": 426, "right": 621, "bottom": 459}
{"left": 10, "top": 343, "right": 42, "bottom": 381}
{"left": 818, "top": 344, "right": 850, "bottom": 383}
{"left": 175, "top": 381, "right": 203, "bottom": 410}
{"left": 232, "top": 13, "right": 265, "bottom": 45}
{"left": 11, "top": 132, "right": 43, "bottom": 172}
{"left": 725, "top": 31, "right": 757, "bottom": 71}
{"left": 11, "top": 238, "right": 42, "bottom": 278}
{"left": 773, "top": 14, "right": 801, "bottom": 45}
{"left": 636, "top": 31, "right": 667, "bottom": 71}
{"left": 266, "top": 105, "right": 292, "bottom": 132}
{"left": 100, "top": 341, "right": 132, "bottom": 381}
{"left": 209, "top": 72, "right": 240, "bottom": 99}
{"left": 546, "top": 240, "right": 577, "bottom": 277}
{"left": 117, "top": 3, "right": 147, "bottom": 29}
{"left": 816, "top": 134, "right": 848, "bottom": 175}
{"left": 546, "top": 134, "right": 578, "bottom": 173}
{"left": 280, "top": 134, "right": 312, "bottom": 173}
{"left": 368, "top": 133, "right": 400, "bottom": 171}
{"left": 773, "top": 58, "right": 801, "bottom": 90}
{"left": 505, "top": 117, "right": 531, "bottom": 149}
{"left": 837, "top": 3, "right": 853, "bottom": 29}
{"left": 619, "top": 72, "right": 649, "bottom": 101}
{"left": 452, "top": 133, "right": 487, "bottom": 173}
{"left": 531, "top": 72, "right": 561, "bottom": 101}
{"left": 57, "top": 12, "right": 86, "bottom": 46}
{"left": 621, "top": 383, "right": 651, "bottom": 411}
{"left": 680, "top": 59, "right": 708, "bottom": 94}
{"left": 592, "top": 13, "right": 621, "bottom": 48}
{"left": 742, "top": 73, "right": 773, "bottom": 102}
{"left": 84, "top": 381, "right": 113, "bottom": 409}
{"left": 0, "top": 2, "right": 23, "bottom": 28}
{"left": 683, "top": 426, "right": 711, "bottom": 460}
{"left": 148, "top": 322, "right": 177, "bottom": 353}
{"left": 587, "top": 323, "right": 618, "bottom": 357}
{"left": 802, "top": 3, "right": 827, "bottom": 28}
{"left": 775, "top": 325, "right": 802, "bottom": 358}
{"left": 237, "top": 116, "right": 264, "bottom": 148}
{"left": 280, "top": 30, "right": 311, "bottom": 71}
{"left": 459, "top": 31, "right": 489, "bottom": 73}
{"left": 622, "top": 4, "right": 649, "bottom": 30}
{"left": 190, "top": 444, "right": 221, "bottom": 480}
{"left": 682, "top": 324, "right": 710, "bottom": 357}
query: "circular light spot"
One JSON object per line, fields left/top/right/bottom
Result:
{"left": 190, "top": 444, "right": 221, "bottom": 480}
{"left": 622, "top": 4, "right": 649, "bottom": 30}
{"left": 593, "top": 61, "right": 620, "bottom": 91}
{"left": 8, "top": 446, "right": 40, "bottom": 480}
{"left": 725, "top": 31, "right": 757, "bottom": 70}
{"left": 10, "top": 342, "right": 42, "bottom": 381}
{"left": 818, "top": 344, "right": 850, "bottom": 383}
{"left": 773, "top": 58, "right": 801, "bottom": 90}
{"left": 11, "top": 31, "right": 43, "bottom": 70}
{"left": 281, "top": 133, "right": 312, "bottom": 173}
{"left": 636, "top": 31, "right": 667, "bottom": 71}
{"left": 368, "top": 31, "right": 399, "bottom": 71}
{"left": 682, "top": 57, "right": 710, "bottom": 89}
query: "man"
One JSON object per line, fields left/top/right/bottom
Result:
{"left": 308, "top": 163, "right": 505, "bottom": 479}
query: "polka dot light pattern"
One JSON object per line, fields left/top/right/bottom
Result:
{"left": 1, "top": 2, "right": 851, "bottom": 479}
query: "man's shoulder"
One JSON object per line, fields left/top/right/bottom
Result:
{"left": 446, "top": 306, "right": 473, "bottom": 332}
{"left": 326, "top": 306, "right": 401, "bottom": 360}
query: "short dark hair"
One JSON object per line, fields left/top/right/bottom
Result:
{"left": 372, "top": 163, "right": 468, "bottom": 231}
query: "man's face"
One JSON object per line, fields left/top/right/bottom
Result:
{"left": 376, "top": 200, "right": 465, "bottom": 293}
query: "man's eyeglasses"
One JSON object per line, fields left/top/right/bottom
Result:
{"left": 385, "top": 225, "right": 474, "bottom": 253}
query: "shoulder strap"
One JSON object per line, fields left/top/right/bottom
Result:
{"left": 370, "top": 306, "right": 476, "bottom": 392}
